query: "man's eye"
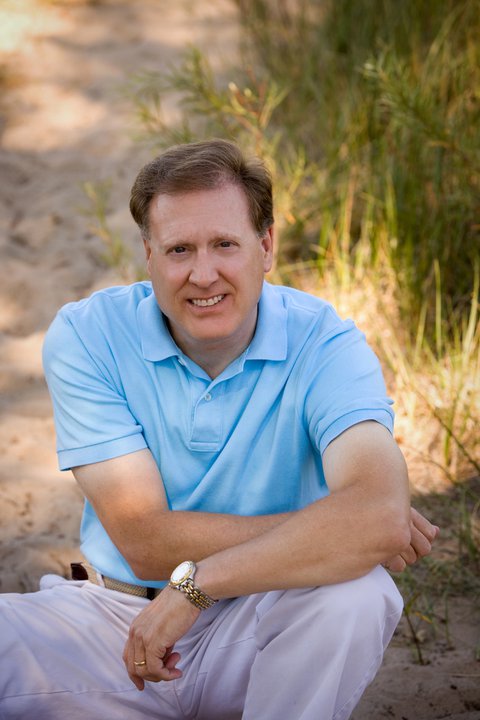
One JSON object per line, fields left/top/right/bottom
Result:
{"left": 219, "top": 241, "right": 233, "bottom": 248}
{"left": 172, "top": 246, "right": 186, "bottom": 254}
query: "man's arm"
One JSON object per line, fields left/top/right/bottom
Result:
{"left": 74, "top": 428, "right": 437, "bottom": 583}
{"left": 193, "top": 421, "right": 412, "bottom": 596}
{"left": 123, "top": 421, "right": 433, "bottom": 689}
{"left": 72, "top": 449, "right": 291, "bottom": 580}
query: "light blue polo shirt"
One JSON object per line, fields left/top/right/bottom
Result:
{"left": 43, "top": 281, "right": 394, "bottom": 586}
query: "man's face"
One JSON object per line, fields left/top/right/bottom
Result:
{"left": 144, "top": 183, "right": 273, "bottom": 367}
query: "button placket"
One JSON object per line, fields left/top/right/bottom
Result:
{"left": 190, "top": 383, "right": 224, "bottom": 450}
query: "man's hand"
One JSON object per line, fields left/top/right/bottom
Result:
{"left": 123, "top": 587, "right": 201, "bottom": 690}
{"left": 383, "top": 507, "right": 439, "bottom": 573}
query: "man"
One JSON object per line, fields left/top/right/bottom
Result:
{"left": 0, "top": 139, "right": 438, "bottom": 719}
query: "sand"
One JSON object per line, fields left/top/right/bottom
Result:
{"left": 0, "top": 1, "right": 478, "bottom": 717}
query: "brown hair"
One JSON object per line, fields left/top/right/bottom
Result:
{"left": 129, "top": 139, "right": 273, "bottom": 238}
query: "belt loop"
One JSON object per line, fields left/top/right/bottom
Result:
{"left": 71, "top": 562, "right": 89, "bottom": 581}
{"left": 146, "top": 586, "right": 157, "bottom": 600}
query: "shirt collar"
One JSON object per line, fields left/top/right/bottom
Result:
{"left": 137, "top": 289, "right": 179, "bottom": 362}
{"left": 137, "top": 281, "right": 288, "bottom": 363}
{"left": 247, "top": 281, "right": 288, "bottom": 362}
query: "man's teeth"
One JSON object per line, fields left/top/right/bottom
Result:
{"left": 191, "top": 295, "right": 224, "bottom": 307}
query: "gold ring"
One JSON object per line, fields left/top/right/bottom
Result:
{"left": 134, "top": 660, "right": 147, "bottom": 667}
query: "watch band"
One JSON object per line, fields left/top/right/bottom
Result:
{"left": 176, "top": 578, "right": 217, "bottom": 610}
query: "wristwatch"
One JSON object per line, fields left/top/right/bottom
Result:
{"left": 168, "top": 560, "right": 218, "bottom": 610}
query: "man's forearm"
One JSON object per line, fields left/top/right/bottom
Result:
{"left": 74, "top": 429, "right": 413, "bottom": 589}
{"left": 194, "top": 482, "right": 409, "bottom": 600}
{"left": 73, "top": 452, "right": 291, "bottom": 581}
{"left": 190, "top": 425, "right": 413, "bottom": 598}
{"left": 109, "top": 507, "right": 292, "bottom": 581}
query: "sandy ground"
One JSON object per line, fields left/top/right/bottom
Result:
{"left": 0, "top": 1, "right": 478, "bottom": 717}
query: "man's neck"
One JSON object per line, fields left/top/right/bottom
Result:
{"left": 181, "top": 339, "right": 248, "bottom": 379}
{"left": 167, "top": 311, "right": 258, "bottom": 380}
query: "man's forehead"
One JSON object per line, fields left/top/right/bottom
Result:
{"left": 150, "top": 182, "right": 247, "bottom": 208}
{"left": 148, "top": 184, "right": 254, "bottom": 235}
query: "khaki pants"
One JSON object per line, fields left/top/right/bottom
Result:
{"left": 0, "top": 566, "right": 402, "bottom": 720}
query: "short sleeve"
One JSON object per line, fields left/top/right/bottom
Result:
{"left": 301, "top": 319, "right": 394, "bottom": 455}
{"left": 42, "top": 311, "right": 147, "bottom": 470}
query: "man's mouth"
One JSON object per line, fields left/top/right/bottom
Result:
{"left": 190, "top": 294, "right": 225, "bottom": 307}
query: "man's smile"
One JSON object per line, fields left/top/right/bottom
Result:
{"left": 189, "top": 294, "right": 225, "bottom": 307}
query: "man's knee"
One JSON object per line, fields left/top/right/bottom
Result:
{"left": 255, "top": 567, "right": 403, "bottom": 653}
{"left": 323, "top": 565, "right": 402, "bottom": 618}
{"left": 311, "top": 566, "right": 403, "bottom": 649}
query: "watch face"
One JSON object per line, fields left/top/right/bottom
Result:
{"left": 170, "top": 560, "right": 194, "bottom": 585}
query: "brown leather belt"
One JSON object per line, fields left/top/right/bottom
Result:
{"left": 71, "top": 562, "right": 162, "bottom": 600}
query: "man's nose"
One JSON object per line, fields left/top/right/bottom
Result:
{"left": 189, "top": 253, "right": 219, "bottom": 286}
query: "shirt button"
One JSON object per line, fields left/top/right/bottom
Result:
{"left": 178, "top": 357, "right": 186, "bottom": 366}
{"left": 204, "top": 392, "right": 212, "bottom": 401}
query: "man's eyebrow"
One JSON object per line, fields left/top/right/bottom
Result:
{"left": 163, "top": 231, "right": 242, "bottom": 245}
{"left": 211, "top": 232, "right": 242, "bottom": 241}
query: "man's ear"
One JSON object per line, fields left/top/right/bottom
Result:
{"left": 143, "top": 236, "right": 152, "bottom": 276}
{"left": 262, "top": 225, "right": 274, "bottom": 273}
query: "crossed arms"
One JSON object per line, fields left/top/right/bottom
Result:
{"left": 73, "top": 421, "right": 439, "bottom": 688}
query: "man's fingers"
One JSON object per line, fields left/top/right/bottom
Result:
{"left": 383, "top": 517, "right": 438, "bottom": 574}
{"left": 400, "top": 543, "right": 417, "bottom": 565}
{"left": 384, "top": 556, "right": 406, "bottom": 573}
{"left": 128, "top": 672, "right": 145, "bottom": 692}
{"left": 384, "top": 533, "right": 426, "bottom": 572}
{"left": 163, "top": 647, "right": 182, "bottom": 671}
{"left": 410, "top": 525, "right": 433, "bottom": 558}
{"left": 125, "top": 644, "right": 146, "bottom": 691}
{"left": 133, "top": 633, "right": 147, "bottom": 672}
{"left": 411, "top": 507, "right": 440, "bottom": 542}
{"left": 127, "top": 652, "right": 163, "bottom": 691}
{"left": 123, "top": 625, "right": 150, "bottom": 690}
{"left": 144, "top": 647, "right": 183, "bottom": 682}
{"left": 136, "top": 663, "right": 183, "bottom": 686}
{"left": 164, "top": 651, "right": 182, "bottom": 673}
{"left": 127, "top": 645, "right": 183, "bottom": 689}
